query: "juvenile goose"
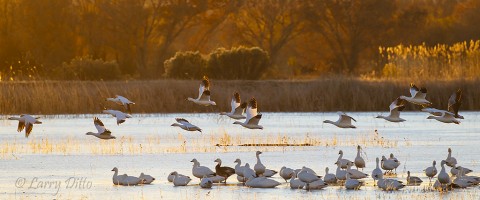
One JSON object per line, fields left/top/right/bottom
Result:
{"left": 171, "top": 118, "right": 202, "bottom": 132}
{"left": 438, "top": 160, "right": 451, "bottom": 187}
{"left": 406, "top": 171, "right": 423, "bottom": 185}
{"left": 425, "top": 160, "right": 438, "bottom": 183}
{"left": 323, "top": 112, "right": 356, "bottom": 128}
{"left": 289, "top": 172, "right": 306, "bottom": 189}
{"left": 200, "top": 176, "right": 213, "bottom": 188}
{"left": 399, "top": 83, "right": 432, "bottom": 106}
{"left": 335, "top": 150, "right": 354, "bottom": 169}
{"left": 86, "top": 117, "right": 116, "bottom": 140}
{"left": 102, "top": 108, "right": 132, "bottom": 125}
{"left": 191, "top": 159, "right": 216, "bottom": 180}
{"left": 371, "top": 157, "right": 383, "bottom": 186}
{"left": 426, "top": 110, "right": 461, "bottom": 124}
{"left": 346, "top": 163, "right": 368, "bottom": 179}
{"left": 187, "top": 76, "right": 216, "bottom": 106}
{"left": 220, "top": 92, "right": 247, "bottom": 120}
{"left": 214, "top": 158, "right": 235, "bottom": 183}
{"left": 245, "top": 174, "right": 281, "bottom": 188}
{"left": 167, "top": 171, "right": 187, "bottom": 182}
{"left": 445, "top": 148, "right": 458, "bottom": 167}
{"left": 376, "top": 97, "right": 406, "bottom": 122}
{"left": 8, "top": 114, "right": 42, "bottom": 138}
{"left": 105, "top": 95, "right": 135, "bottom": 114}
{"left": 324, "top": 167, "right": 337, "bottom": 184}
{"left": 354, "top": 145, "right": 365, "bottom": 170}
{"left": 280, "top": 166, "right": 295, "bottom": 182}
{"left": 233, "top": 98, "right": 263, "bottom": 129}
{"left": 345, "top": 173, "right": 362, "bottom": 190}
{"left": 139, "top": 173, "right": 155, "bottom": 184}
{"left": 172, "top": 172, "right": 192, "bottom": 186}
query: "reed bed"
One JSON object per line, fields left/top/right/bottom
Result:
{"left": 0, "top": 79, "right": 478, "bottom": 114}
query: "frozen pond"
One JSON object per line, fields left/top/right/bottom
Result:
{"left": 1, "top": 112, "right": 479, "bottom": 199}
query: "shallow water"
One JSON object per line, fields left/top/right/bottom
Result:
{"left": 1, "top": 112, "right": 479, "bottom": 199}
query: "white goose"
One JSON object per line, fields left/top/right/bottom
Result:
{"left": 200, "top": 176, "right": 213, "bottom": 188}
{"left": 254, "top": 151, "right": 266, "bottom": 176}
{"left": 445, "top": 148, "right": 458, "bottom": 167}
{"left": 297, "top": 169, "right": 322, "bottom": 189}
{"left": 105, "top": 95, "right": 135, "bottom": 114}
{"left": 324, "top": 167, "right": 337, "bottom": 184}
{"left": 191, "top": 159, "right": 216, "bottom": 180}
{"left": 234, "top": 158, "right": 247, "bottom": 177}
{"left": 172, "top": 171, "right": 192, "bottom": 186}
{"left": 422, "top": 89, "right": 464, "bottom": 119}
{"left": 233, "top": 98, "right": 263, "bottom": 129}
{"left": 371, "top": 157, "right": 383, "bottom": 186}
{"left": 242, "top": 163, "right": 256, "bottom": 180}
{"left": 111, "top": 167, "right": 143, "bottom": 186}
{"left": 377, "top": 177, "right": 405, "bottom": 191}
{"left": 335, "top": 150, "right": 353, "bottom": 169}
{"left": 354, "top": 145, "right": 365, "bottom": 170}
{"left": 187, "top": 76, "right": 216, "bottom": 106}
{"left": 167, "top": 171, "right": 187, "bottom": 182}
{"left": 8, "top": 114, "right": 42, "bottom": 138}
{"left": 171, "top": 118, "right": 202, "bottom": 132}
{"left": 323, "top": 112, "right": 356, "bottom": 128}
{"left": 289, "top": 172, "right": 306, "bottom": 189}
{"left": 426, "top": 110, "right": 460, "bottom": 124}
{"left": 335, "top": 162, "right": 347, "bottom": 181}
{"left": 424, "top": 160, "right": 438, "bottom": 183}
{"left": 389, "top": 153, "right": 401, "bottom": 174}
{"left": 220, "top": 92, "right": 247, "bottom": 120}
{"left": 399, "top": 83, "right": 432, "bottom": 106}
{"left": 438, "top": 160, "right": 451, "bottom": 187}
{"left": 406, "top": 171, "right": 422, "bottom": 185}
{"left": 139, "top": 173, "right": 155, "bottom": 184}
{"left": 306, "top": 179, "right": 328, "bottom": 190}
{"left": 280, "top": 166, "right": 295, "bottom": 182}
{"left": 345, "top": 173, "right": 362, "bottom": 190}
{"left": 245, "top": 174, "right": 281, "bottom": 188}
{"left": 102, "top": 108, "right": 132, "bottom": 125}
{"left": 346, "top": 163, "right": 368, "bottom": 179}
{"left": 111, "top": 167, "right": 127, "bottom": 185}
{"left": 86, "top": 117, "right": 116, "bottom": 140}
{"left": 376, "top": 97, "right": 406, "bottom": 122}
{"left": 381, "top": 156, "right": 397, "bottom": 174}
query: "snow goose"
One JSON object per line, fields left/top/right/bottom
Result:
{"left": 399, "top": 83, "right": 432, "bottom": 106}
{"left": 306, "top": 179, "right": 328, "bottom": 190}
{"left": 376, "top": 97, "right": 406, "bottom": 122}
{"left": 452, "top": 177, "right": 475, "bottom": 188}
{"left": 289, "top": 172, "right": 306, "bottom": 189}
{"left": 371, "top": 157, "right": 383, "bottom": 186}
{"left": 111, "top": 167, "right": 143, "bottom": 186}
{"left": 167, "top": 171, "right": 187, "bottom": 182}
{"left": 220, "top": 92, "right": 247, "bottom": 120}
{"left": 345, "top": 173, "right": 362, "bottom": 190}
{"left": 139, "top": 173, "right": 155, "bottom": 184}
{"left": 448, "top": 89, "right": 464, "bottom": 119}
{"left": 8, "top": 114, "right": 42, "bottom": 138}
{"left": 335, "top": 150, "right": 353, "bottom": 169}
{"left": 324, "top": 167, "right": 337, "bottom": 184}
{"left": 424, "top": 160, "right": 438, "bottom": 183}
{"left": 187, "top": 76, "right": 216, "bottom": 106}
{"left": 191, "top": 159, "right": 216, "bottom": 180}
{"left": 346, "top": 163, "right": 368, "bottom": 179}
{"left": 105, "top": 95, "right": 135, "bottom": 114}
{"left": 438, "top": 160, "right": 451, "bottom": 187}
{"left": 456, "top": 169, "right": 480, "bottom": 184}
{"left": 335, "top": 162, "right": 347, "bottom": 181}
{"left": 86, "top": 117, "right": 116, "bottom": 140}
{"left": 297, "top": 168, "right": 322, "bottom": 189}
{"left": 426, "top": 110, "right": 460, "bottom": 124}
{"left": 280, "top": 166, "right": 295, "bottom": 182}
{"left": 234, "top": 159, "right": 246, "bottom": 177}
{"left": 233, "top": 98, "right": 263, "bottom": 129}
{"left": 172, "top": 172, "right": 192, "bottom": 186}
{"left": 200, "top": 176, "right": 213, "bottom": 188}
{"left": 354, "top": 145, "right": 366, "bottom": 170}
{"left": 254, "top": 151, "right": 266, "bottom": 176}
{"left": 377, "top": 177, "right": 405, "bottom": 191}
{"left": 389, "top": 153, "right": 401, "bottom": 174}
{"left": 406, "top": 171, "right": 422, "bottom": 185}
{"left": 381, "top": 156, "right": 397, "bottom": 174}
{"left": 214, "top": 158, "right": 235, "bottom": 183}
{"left": 451, "top": 166, "right": 473, "bottom": 176}
{"left": 245, "top": 174, "right": 281, "bottom": 188}
{"left": 242, "top": 163, "right": 256, "bottom": 180}
{"left": 208, "top": 175, "right": 226, "bottom": 183}
{"left": 102, "top": 108, "right": 132, "bottom": 125}
{"left": 111, "top": 167, "right": 127, "bottom": 185}
{"left": 445, "top": 148, "right": 458, "bottom": 167}
{"left": 171, "top": 118, "right": 202, "bottom": 132}
{"left": 323, "top": 112, "right": 356, "bottom": 128}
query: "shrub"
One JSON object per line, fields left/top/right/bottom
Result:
{"left": 164, "top": 51, "right": 207, "bottom": 79}
{"left": 207, "top": 46, "right": 270, "bottom": 80}
{"left": 62, "top": 56, "right": 121, "bottom": 80}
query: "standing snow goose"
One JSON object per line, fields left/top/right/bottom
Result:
{"left": 254, "top": 151, "right": 266, "bottom": 176}
{"left": 335, "top": 162, "right": 347, "bottom": 181}
{"left": 335, "top": 150, "right": 354, "bottom": 169}
{"left": 191, "top": 159, "right": 216, "bottom": 180}
{"left": 297, "top": 168, "right": 322, "bottom": 189}
{"left": 438, "top": 160, "right": 451, "bottom": 187}
{"left": 233, "top": 98, "right": 263, "bottom": 129}
{"left": 381, "top": 156, "right": 397, "bottom": 174}
{"left": 354, "top": 145, "right": 366, "bottom": 170}
{"left": 139, "top": 173, "right": 155, "bottom": 184}
{"left": 323, "top": 112, "right": 356, "bottom": 128}
{"left": 102, "top": 108, "right": 132, "bottom": 125}
{"left": 171, "top": 118, "right": 202, "bottom": 132}
{"left": 234, "top": 159, "right": 247, "bottom": 177}
{"left": 345, "top": 173, "right": 362, "bottom": 190}
{"left": 280, "top": 166, "right": 295, "bottom": 182}
{"left": 426, "top": 110, "right": 460, "bottom": 124}
{"left": 105, "top": 95, "right": 135, "bottom": 114}
{"left": 220, "top": 92, "right": 247, "bottom": 120}
{"left": 8, "top": 114, "right": 42, "bottom": 138}
{"left": 372, "top": 157, "right": 383, "bottom": 186}
{"left": 324, "top": 167, "right": 337, "bottom": 184}
{"left": 406, "top": 171, "right": 423, "bottom": 185}
{"left": 399, "top": 83, "right": 432, "bottom": 106}
{"left": 445, "top": 148, "right": 458, "bottom": 167}
{"left": 346, "top": 163, "right": 368, "bottom": 179}
{"left": 214, "top": 158, "right": 235, "bottom": 183}
{"left": 376, "top": 97, "right": 407, "bottom": 122}
{"left": 171, "top": 172, "right": 192, "bottom": 186}
{"left": 242, "top": 163, "right": 256, "bottom": 180}
{"left": 389, "top": 153, "right": 401, "bottom": 174}
{"left": 425, "top": 160, "right": 438, "bottom": 183}
{"left": 86, "top": 117, "right": 116, "bottom": 140}
{"left": 187, "top": 76, "right": 216, "bottom": 106}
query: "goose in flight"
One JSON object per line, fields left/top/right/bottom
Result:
{"left": 400, "top": 83, "right": 432, "bottom": 106}
{"left": 106, "top": 95, "right": 135, "bottom": 114}
{"left": 86, "top": 117, "right": 116, "bottom": 139}
{"left": 426, "top": 110, "right": 460, "bottom": 124}
{"left": 187, "top": 76, "right": 216, "bottom": 106}
{"left": 220, "top": 92, "right": 247, "bottom": 120}
{"left": 323, "top": 112, "right": 356, "bottom": 128}
{"left": 102, "top": 108, "right": 132, "bottom": 125}
{"left": 171, "top": 118, "right": 202, "bottom": 132}
{"left": 233, "top": 98, "right": 263, "bottom": 129}
{"left": 376, "top": 97, "right": 406, "bottom": 122}
{"left": 422, "top": 89, "right": 464, "bottom": 119}
{"left": 8, "top": 114, "right": 42, "bottom": 138}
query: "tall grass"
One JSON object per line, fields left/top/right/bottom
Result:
{"left": 0, "top": 79, "right": 478, "bottom": 114}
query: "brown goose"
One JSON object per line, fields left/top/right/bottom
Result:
{"left": 214, "top": 158, "right": 235, "bottom": 183}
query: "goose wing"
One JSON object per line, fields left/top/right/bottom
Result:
{"left": 199, "top": 90, "right": 211, "bottom": 101}
{"left": 230, "top": 92, "right": 241, "bottom": 113}
{"left": 198, "top": 76, "right": 210, "bottom": 99}
{"left": 17, "top": 120, "right": 26, "bottom": 132}
{"left": 448, "top": 89, "right": 462, "bottom": 117}
{"left": 389, "top": 97, "right": 406, "bottom": 112}
{"left": 411, "top": 84, "right": 427, "bottom": 99}
{"left": 94, "top": 117, "right": 108, "bottom": 133}
{"left": 389, "top": 107, "right": 401, "bottom": 118}
{"left": 421, "top": 107, "right": 444, "bottom": 116}
{"left": 233, "top": 102, "right": 247, "bottom": 116}
{"left": 25, "top": 123, "right": 33, "bottom": 138}
{"left": 337, "top": 112, "right": 356, "bottom": 124}
{"left": 247, "top": 114, "right": 262, "bottom": 125}
{"left": 246, "top": 98, "right": 258, "bottom": 122}
{"left": 176, "top": 118, "right": 197, "bottom": 129}
{"left": 115, "top": 111, "right": 129, "bottom": 125}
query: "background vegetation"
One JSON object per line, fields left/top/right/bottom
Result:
{"left": 1, "top": 0, "right": 480, "bottom": 81}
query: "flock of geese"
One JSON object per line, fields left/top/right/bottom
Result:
{"left": 4, "top": 76, "right": 473, "bottom": 192}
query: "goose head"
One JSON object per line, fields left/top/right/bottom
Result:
{"left": 256, "top": 151, "right": 262, "bottom": 156}
{"left": 381, "top": 156, "right": 387, "bottom": 161}
{"left": 234, "top": 158, "right": 241, "bottom": 163}
{"left": 440, "top": 160, "right": 446, "bottom": 166}
{"left": 325, "top": 167, "right": 329, "bottom": 174}
{"left": 407, "top": 171, "right": 411, "bottom": 176}
{"left": 171, "top": 171, "right": 179, "bottom": 177}
{"left": 214, "top": 158, "right": 222, "bottom": 165}
{"left": 86, "top": 132, "right": 95, "bottom": 136}
{"left": 111, "top": 167, "right": 118, "bottom": 172}
{"left": 323, "top": 120, "right": 334, "bottom": 124}
{"left": 448, "top": 148, "right": 452, "bottom": 153}
{"left": 233, "top": 121, "right": 242, "bottom": 125}
{"left": 433, "top": 160, "right": 436, "bottom": 166}
{"left": 389, "top": 153, "right": 395, "bottom": 159}
{"left": 245, "top": 163, "right": 250, "bottom": 168}
{"left": 171, "top": 123, "right": 180, "bottom": 127}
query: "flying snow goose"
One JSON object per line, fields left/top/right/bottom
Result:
{"left": 171, "top": 118, "right": 202, "bottom": 132}
{"left": 106, "top": 95, "right": 135, "bottom": 114}
{"left": 406, "top": 171, "right": 423, "bottom": 185}
{"left": 289, "top": 172, "right": 306, "bottom": 189}
{"left": 187, "top": 76, "right": 216, "bottom": 106}
{"left": 139, "top": 173, "right": 155, "bottom": 184}
{"left": 448, "top": 89, "right": 464, "bottom": 119}
{"left": 233, "top": 97, "right": 263, "bottom": 129}
{"left": 445, "top": 148, "right": 458, "bottom": 167}
{"left": 167, "top": 171, "right": 187, "bottom": 182}
{"left": 102, "top": 108, "right": 132, "bottom": 125}
{"left": 346, "top": 163, "right": 368, "bottom": 179}
{"left": 8, "top": 114, "right": 42, "bottom": 138}
{"left": 372, "top": 157, "right": 383, "bottom": 186}
{"left": 335, "top": 150, "right": 354, "bottom": 169}
{"left": 425, "top": 160, "right": 438, "bottom": 183}
{"left": 438, "top": 160, "right": 451, "bottom": 187}
{"left": 171, "top": 172, "right": 192, "bottom": 186}
{"left": 214, "top": 158, "right": 235, "bottom": 183}
{"left": 280, "top": 166, "right": 295, "bottom": 182}
{"left": 376, "top": 97, "right": 406, "bottom": 122}
{"left": 323, "top": 112, "right": 356, "bottom": 128}
{"left": 245, "top": 174, "right": 281, "bottom": 188}
{"left": 354, "top": 145, "right": 366, "bottom": 170}
{"left": 399, "top": 83, "right": 432, "bottom": 106}
{"left": 324, "top": 167, "right": 337, "bottom": 184}
{"left": 200, "top": 176, "right": 213, "bottom": 188}
{"left": 426, "top": 110, "right": 460, "bottom": 124}
{"left": 220, "top": 92, "right": 247, "bottom": 120}
{"left": 191, "top": 159, "right": 216, "bottom": 180}
{"left": 345, "top": 173, "right": 362, "bottom": 190}
{"left": 86, "top": 117, "right": 116, "bottom": 140}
